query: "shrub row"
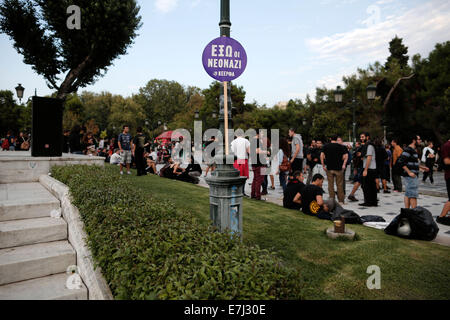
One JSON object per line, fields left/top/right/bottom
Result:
{"left": 51, "top": 165, "right": 303, "bottom": 300}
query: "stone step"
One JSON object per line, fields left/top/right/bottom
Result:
{"left": 0, "top": 217, "right": 67, "bottom": 249}
{"left": 0, "top": 183, "right": 60, "bottom": 222}
{"left": 0, "top": 273, "right": 87, "bottom": 300}
{"left": 0, "top": 241, "right": 76, "bottom": 285}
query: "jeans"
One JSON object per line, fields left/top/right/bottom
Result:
{"left": 251, "top": 166, "right": 264, "bottom": 200}
{"left": 326, "top": 169, "right": 345, "bottom": 203}
{"left": 392, "top": 172, "right": 403, "bottom": 192}
{"left": 362, "top": 169, "right": 378, "bottom": 205}
{"left": 279, "top": 171, "right": 288, "bottom": 192}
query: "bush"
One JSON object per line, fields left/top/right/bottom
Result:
{"left": 51, "top": 165, "right": 303, "bottom": 300}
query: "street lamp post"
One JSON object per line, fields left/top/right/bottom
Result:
{"left": 205, "top": 0, "right": 246, "bottom": 237}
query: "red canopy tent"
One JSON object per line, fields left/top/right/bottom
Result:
{"left": 155, "top": 131, "right": 183, "bottom": 144}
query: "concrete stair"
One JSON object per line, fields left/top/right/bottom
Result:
{"left": 0, "top": 182, "right": 87, "bottom": 300}
{"left": 0, "top": 273, "right": 87, "bottom": 300}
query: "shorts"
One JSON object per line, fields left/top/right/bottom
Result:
{"left": 234, "top": 159, "right": 249, "bottom": 178}
{"left": 120, "top": 150, "right": 132, "bottom": 164}
{"left": 403, "top": 176, "right": 419, "bottom": 199}
{"left": 353, "top": 167, "right": 363, "bottom": 183}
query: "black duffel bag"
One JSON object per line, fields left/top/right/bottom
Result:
{"left": 384, "top": 207, "right": 439, "bottom": 241}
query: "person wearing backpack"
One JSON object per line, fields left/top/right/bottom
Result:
{"left": 132, "top": 127, "right": 149, "bottom": 176}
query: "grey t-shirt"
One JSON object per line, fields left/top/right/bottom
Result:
{"left": 291, "top": 134, "right": 304, "bottom": 159}
{"left": 363, "top": 145, "right": 377, "bottom": 170}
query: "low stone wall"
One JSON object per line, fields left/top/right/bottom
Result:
{"left": 39, "top": 174, "right": 113, "bottom": 300}
{"left": 0, "top": 152, "right": 105, "bottom": 184}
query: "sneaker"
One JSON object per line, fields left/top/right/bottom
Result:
{"left": 261, "top": 191, "right": 268, "bottom": 196}
{"left": 383, "top": 190, "right": 391, "bottom": 194}
{"left": 127, "top": 171, "right": 131, "bottom": 175}
{"left": 436, "top": 216, "right": 450, "bottom": 226}
{"left": 348, "top": 195, "right": 358, "bottom": 202}
{"left": 120, "top": 171, "right": 124, "bottom": 175}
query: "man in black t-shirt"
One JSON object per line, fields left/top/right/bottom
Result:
{"left": 283, "top": 171, "right": 306, "bottom": 210}
{"left": 320, "top": 135, "right": 348, "bottom": 204}
{"left": 132, "top": 127, "right": 149, "bottom": 176}
{"left": 301, "top": 174, "right": 331, "bottom": 220}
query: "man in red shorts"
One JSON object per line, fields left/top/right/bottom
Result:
{"left": 231, "top": 131, "right": 250, "bottom": 197}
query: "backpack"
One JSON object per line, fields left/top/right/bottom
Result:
{"left": 279, "top": 154, "right": 291, "bottom": 172}
{"left": 2, "top": 139, "right": 9, "bottom": 150}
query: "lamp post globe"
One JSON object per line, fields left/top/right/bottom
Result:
{"left": 15, "top": 83, "right": 25, "bottom": 103}
{"left": 195, "top": 109, "right": 200, "bottom": 119}
{"left": 367, "top": 84, "right": 377, "bottom": 101}
{"left": 334, "top": 86, "right": 344, "bottom": 103}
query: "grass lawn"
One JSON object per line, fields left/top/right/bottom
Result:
{"left": 124, "top": 168, "right": 450, "bottom": 300}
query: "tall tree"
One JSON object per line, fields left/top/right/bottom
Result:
{"left": 0, "top": 0, "right": 142, "bottom": 99}
{"left": 386, "top": 36, "right": 409, "bottom": 70}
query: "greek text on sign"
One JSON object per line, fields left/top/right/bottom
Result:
{"left": 202, "top": 37, "right": 247, "bottom": 82}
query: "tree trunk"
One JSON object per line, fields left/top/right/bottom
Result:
{"left": 382, "top": 74, "right": 415, "bottom": 112}
{"left": 56, "top": 54, "right": 92, "bottom": 100}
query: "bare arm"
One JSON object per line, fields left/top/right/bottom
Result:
{"left": 293, "top": 193, "right": 302, "bottom": 205}
{"left": 342, "top": 153, "right": 348, "bottom": 169}
{"left": 320, "top": 152, "right": 326, "bottom": 168}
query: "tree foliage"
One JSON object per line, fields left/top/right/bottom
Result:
{"left": 0, "top": 0, "right": 142, "bottom": 99}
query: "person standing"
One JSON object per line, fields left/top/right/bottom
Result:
{"left": 288, "top": 128, "right": 304, "bottom": 174}
{"left": 437, "top": 138, "right": 450, "bottom": 225}
{"left": 360, "top": 132, "right": 378, "bottom": 207}
{"left": 132, "top": 127, "right": 149, "bottom": 176}
{"left": 320, "top": 135, "right": 348, "bottom": 205}
{"left": 231, "top": 132, "right": 251, "bottom": 195}
{"left": 348, "top": 141, "right": 362, "bottom": 202}
{"left": 278, "top": 138, "right": 291, "bottom": 192}
{"left": 422, "top": 141, "right": 436, "bottom": 184}
{"left": 118, "top": 125, "right": 133, "bottom": 175}
{"left": 250, "top": 132, "right": 269, "bottom": 201}
{"left": 62, "top": 130, "right": 70, "bottom": 153}
{"left": 69, "top": 125, "right": 83, "bottom": 155}
{"left": 396, "top": 135, "right": 430, "bottom": 209}
{"left": 391, "top": 139, "right": 404, "bottom": 192}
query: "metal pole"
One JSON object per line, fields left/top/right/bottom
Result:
{"left": 219, "top": 0, "right": 231, "bottom": 37}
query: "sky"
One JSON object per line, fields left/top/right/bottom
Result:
{"left": 1, "top": 0, "right": 450, "bottom": 107}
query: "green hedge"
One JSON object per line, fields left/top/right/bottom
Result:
{"left": 51, "top": 165, "right": 303, "bottom": 300}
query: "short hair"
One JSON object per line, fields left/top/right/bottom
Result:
{"left": 136, "top": 127, "right": 143, "bottom": 133}
{"left": 289, "top": 128, "right": 296, "bottom": 133}
{"left": 123, "top": 125, "right": 129, "bottom": 130}
{"left": 364, "top": 132, "right": 371, "bottom": 138}
{"left": 114, "top": 148, "right": 119, "bottom": 153}
{"left": 331, "top": 134, "right": 338, "bottom": 141}
{"left": 312, "top": 174, "right": 324, "bottom": 182}
{"left": 292, "top": 170, "right": 302, "bottom": 178}
{"left": 391, "top": 138, "right": 399, "bottom": 144}
{"left": 410, "top": 135, "right": 418, "bottom": 143}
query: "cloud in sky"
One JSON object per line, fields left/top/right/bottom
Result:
{"left": 155, "top": 0, "right": 178, "bottom": 13}
{"left": 306, "top": 0, "right": 450, "bottom": 63}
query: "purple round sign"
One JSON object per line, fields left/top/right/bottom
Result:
{"left": 202, "top": 37, "right": 247, "bottom": 82}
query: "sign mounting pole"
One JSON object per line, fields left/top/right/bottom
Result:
{"left": 224, "top": 80, "right": 229, "bottom": 155}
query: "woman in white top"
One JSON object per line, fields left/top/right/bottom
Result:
{"left": 422, "top": 141, "right": 435, "bottom": 183}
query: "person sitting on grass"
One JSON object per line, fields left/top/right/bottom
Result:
{"left": 145, "top": 156, "right": 158, "bottom": 175}
{"left": 300, "top": 174, "right": 331, "bottom": 220}
{"left": 283, "top": 171, "right": 305, "bottom": 210}
{"left": 110, "top": 149, "right": 122, "bottom": 165}
{"left": 185, "top": 156, "right": 202, "bottom": 184}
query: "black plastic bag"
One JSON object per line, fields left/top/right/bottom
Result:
{"left": 361, "top": 215, "right": 386, "bottom": 223}
{"left": 384, "top": 207, "right": 439, "bottom": 241}
{"left": 331, "top": 206, "right": 363, "bottom": 224}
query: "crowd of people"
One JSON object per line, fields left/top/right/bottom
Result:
{"left": 2, "top": 125, "right": 449, "bottom": 225}
{"left": 229, "top": 128, "right": 450, "bottom": 226}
